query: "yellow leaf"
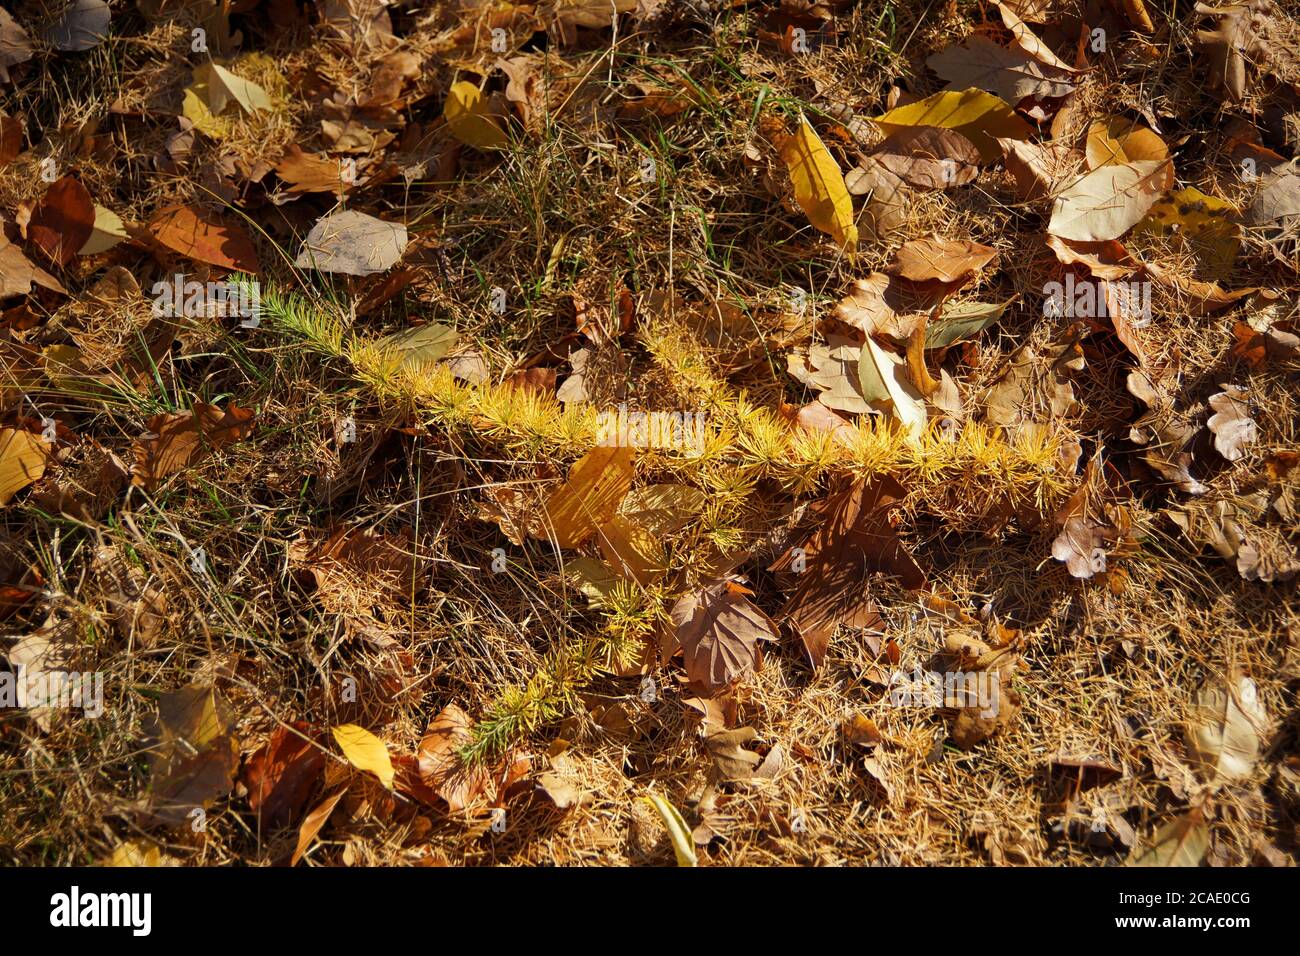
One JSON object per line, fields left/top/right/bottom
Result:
{"left": 332, "top": 724, "right": 395, "bottom": 789}
{"left": 444, "top": 81, "right": 508, "bottom": 150}
{"left": 0, "top": 427, "right": 48, "bottom": 505}
{"left": 1134, "top": 187, "right": 1240, "bottom": 279}
{"left": 538, "top": 445, "right": 636, "bottom": 548}
{"left": 875, "top": 88, "right": 1033, "bottom": 162}
{"left": 777, "top": 116, "right": 857, "bottom": 253}
{"left": 181, "top": 88, "right": 229, "bottom": 139}
{"left": 640, "top": 793, "right": 698, "bottom": 867}
{"left": 1085, "top": 116, "right": 1168, "bottom": 169}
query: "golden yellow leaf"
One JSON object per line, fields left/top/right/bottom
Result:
{"left": 875, "top": 89, "right": 1033, "bottom": 162}
{"left": 538, "top": 445, "right": 636, "bottom": 548}
{"left": 1085, "top": 117, "right": 1169, "bottom": 169}
{"left": 0, "top": 427, "right": 48, "bottom": 505}
{"left": 777, "top": 116, "right": 858, "bottom": 254}
{"left": 332, "top": 724, "right": 395, "bottom": 789}
{"left": 443, "top": 81, "right": 508, "bottom": 150}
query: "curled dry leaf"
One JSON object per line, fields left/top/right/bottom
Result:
{"left": 843, "top": 157, "right": 907, "bottom": 242}
{"left": 130, "top": 401, "right": 256, "bottom": 490}
{"left": 998, "top": 137, "right": 1081, "bottom": 203}
{"left": 992, "top": 0, "right": 1076, "bottom": 72}
{"left": 669, "top": 580, "right": 777, "bottom": 695}
{"left": 1206, "top": 386, "right": 1256, "bottom": 462}
{"left": 858, "top": 335, "right": 927, "bottom": 437}
{"left": 1045, "top": 234, "right": 1138, "bottom": 280}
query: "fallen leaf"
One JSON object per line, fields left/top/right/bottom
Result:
{"left": 145, "top": 685, "right": 240, "bottom": 827}
{"left": 1187, "top": 675, "right": 1266, "bottom": 786}
{"left": 291, "top": 786, "right": 346, "bottom": 866}
{"left": 1045, "top": 234, "right": 1138, "bottom": 279}
{"left": 1129, "top": 809, "right": 1209, "bottom": 867}
{"left": 669, "top": 580, "right": 777, "bottom": 695}
{"left": 0, "top": 9, "right": 34, "bottom": 83}
{"left": 776, "top": 115, "right": 858, "bottom": 253}
{"left": 46, "top": 0, "right": 110, "bottom": 52}
{"left": 295, "top": 209, "right": 406, "bottom": 276}
{"left": 998, "top": 137, "right": 1081, "bottom": 202}
{"left": 130, "top": 401, "right": 256, "bottom": 491}
{"left": 640, "top": 792, "right": 697, "bottom": 867}
{"left": 0, "top": 427, "right": 49, "bottom": 505}
{"left": 1206, "top": 386, "right": 1256, "bottom": 462}
{"left": 332, "top": 724, "right": 395, "bottom": 789}
{"left": 27, "top": 176, "right": 94, "bottom": 267}
{"left": 927, "top": 34, "right": 1074, "bottom": 104}
{"left": 858, "top": 335, "right": 928, "bottom": 437}
{"left": 703, "top": 726, "right": 763, "bottom": 783}
{"left": 769, "top": 476, "right": 920, "bottom": 667}
{"left": 193, "top": 61, "right": 273, "bottom": 115}
{"left": 443, "top": 80, "right": 509, "bottom": 150}
{"left": 537, "top": 445, "right": 635, "bottom": 548}
{"left": 888, "top": 236, "right": 998, "bottom": 283}
{"left": 417, "top": 703, "right": 490, "bottom": 812}
{"left": 1048, "top": 160, "right": 1173, "bottom": 241}
{"left": 274, "top": 145, "right": 354, "bottom": 194}
{"left": 78, "top": 204, "right": 129, "bottom": 256}
{"left": 866, "top": 126, "right": 981, "bottom": 189}
{"left": 875, "top": 88, "right": 1035, "bottom": 161}
{"left": 992, "top": 0, "right": 1076, "bottom": 72}
{"left": 1085, "top": 116, "right": 1169, "bottom": 169}
{"left": 150, "top": 204, "right": 259, "bottom": 273}
{"left": 242, "top": 722, "right": 326, "bottom": 832}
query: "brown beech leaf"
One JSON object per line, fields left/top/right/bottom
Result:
{"left": 242, "top": 722, "right": 326, "bottom": 833}
{"left": 866, "top": 126, "right": 981, "bottom": 190}
{"left": 130, "top": 402, "right": 256, "bottom": 490}
{"left": 669, "top": 580, "right": 777, "bottom": 695}
{"left": 769, "top": 476, "right": 922, "bottom": 668}
{"left": 27, "top": 176, "right": 94, "bottom": 267}
{"left": 833, "top": 272, "right": 953, "bottom": 341}
{"left": 704, "top": 726, "right": 763, "bottom": 784}
{"left": 150, "top": 204, "right": 259, "bottom": 273}
{"left": 291, "top": 786, "right": 345, "bottom": 866}
{"left": 274, "top": 144, "right": 355, "bottom": 194}
{"left": 888, "top": 236, "right": 998, "bottom": 283}
{"left": 1206, "top": 386, "right": 1256, "bottom": 462}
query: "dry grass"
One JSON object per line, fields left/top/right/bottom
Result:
{"left": 0, "top": 1, "right": 1297, "bottom": 867}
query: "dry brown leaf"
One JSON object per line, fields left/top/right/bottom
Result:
{"left": 669, "top": 580, "right": 777, "bottom": 695}
{"left": 888, "top": 236, "right": 998, "bottom": 283}
{"left": 1186, "top": 674, "right": 1266, "bottom": 786}
{"left": 130, "top": 402, "right": 256, "bottom": 490}
{"left": 768, "top": 476, "right": 920, "bottom": 667}
{"left": 150, "top": 204, "right": 259, "bottom": 273}
{"left": 927, "top": 34, "right": 1074, "bottom": 104}
{"left": 1048, "top": 160, "right": 1173, "bottom": 241}
{"left": 144, "top": 684, "right": 240, "bottom": 828}
{"left": 0, "top": 426, "right": 49, "bottom": 505}
{"left": 998, "top": 137, "right": 1082, "bottom": 203}
{"left": 27, "top": 176, "right": 94, "bottom": 267}
{"left": 866, "top": 126, "right": 981, "bottom": 190}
